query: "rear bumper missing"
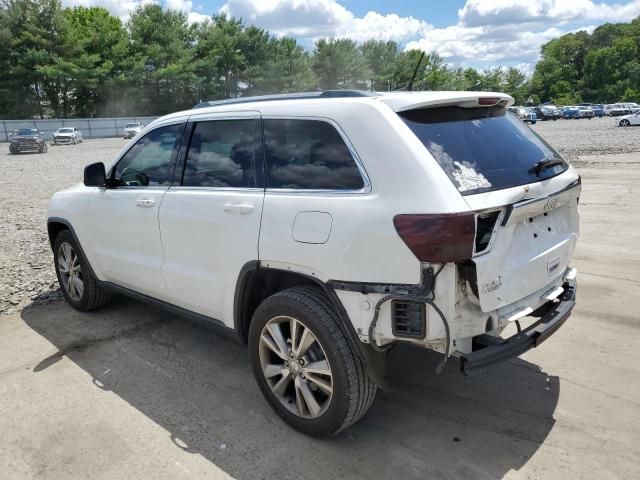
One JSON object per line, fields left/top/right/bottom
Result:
{"left": 460, "top": 278, "right": 576, "bottom": 374}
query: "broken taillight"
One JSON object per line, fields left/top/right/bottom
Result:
{"left": 393, "top": 213, "right": 476, "bottom": 263}
{"left": 475, "top": 210, "right": 501, "bottom": 254}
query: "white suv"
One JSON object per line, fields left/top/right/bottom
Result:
{"left": 48, "top": 90, "right": 580, "bottom": 437}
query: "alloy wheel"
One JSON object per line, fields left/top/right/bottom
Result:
{"left": 58, "top": 242, "right": 84, "bottom": 301}
{"left": 258, "top": 315, "right": 333, "bottom": 419}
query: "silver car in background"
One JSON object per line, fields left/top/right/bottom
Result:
{"left": 508, "top": 106, "right": 538, "bottom": 124}
{"left": 52, "top": 127, "right": 83, "bottom": 145}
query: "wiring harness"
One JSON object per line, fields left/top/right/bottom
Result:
{"left": 367, "top": 265, "right": 452, "bottom": 374}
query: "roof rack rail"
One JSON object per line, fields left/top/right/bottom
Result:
{"left": 192, "top": 90, "right": 374, "bottom": 109}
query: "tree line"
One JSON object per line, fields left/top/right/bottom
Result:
{"left": 0, "top": 0, "right": 638, "bottom": 119}
{"left": 531, "top": 17, "right": 640, "bottom": 105}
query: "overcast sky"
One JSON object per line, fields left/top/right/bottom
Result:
{"left": 62, "top": 0, "right": 640, "bottom": 72}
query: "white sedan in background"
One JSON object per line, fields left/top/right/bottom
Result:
{"left": 617, "top": 110, "right": 640, "bottom": 126}
{"left": 52, "top": 127, "right": 83, "bottom": 145}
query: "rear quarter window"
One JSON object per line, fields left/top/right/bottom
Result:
{"left": 263, "top": 119, "right": 365, "bottom": 190}
{"left": 400, "top": 106, "right": 568, "bottom": 195}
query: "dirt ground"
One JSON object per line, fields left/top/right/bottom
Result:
{"left": 0, "top": 128, "right": 639, "bottom": 479}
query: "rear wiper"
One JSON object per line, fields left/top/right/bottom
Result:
{"left": 530, "top": 158, "right": 563, "bottom": 176}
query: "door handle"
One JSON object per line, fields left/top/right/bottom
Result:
{"left": 135, "top": 198, "right": 155, "bottom": 208}
{"left": 223, "top": 203, "right": 254, "bottom": 214}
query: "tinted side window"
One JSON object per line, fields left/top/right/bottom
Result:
{"left": 182, "top": 120, "right": 259, "bottom": 188}
{"left": 113, "top": 124, "right": 184, "bottom": 187}
{"left": 264, "top": 119, "right": 364, "bottom": 190}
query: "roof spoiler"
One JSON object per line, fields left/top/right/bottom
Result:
{"left": 379, "top": 92, "right": 514, "bottom": 112}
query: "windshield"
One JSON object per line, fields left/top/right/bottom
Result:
{"left": 400, "top": 106, "right": 568, "bottom": 195}
{"left": 16, "top": 128, "right": 38, "bottom": 136}
{"left": 125, "top": 123, "right": 140, "bottom": 128}
{"left": 58, "top": 128, "right": 73, "bottom": 133}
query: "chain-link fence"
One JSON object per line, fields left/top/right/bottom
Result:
{"left": 1, "top": 117, "right": 158, "bottom": 142}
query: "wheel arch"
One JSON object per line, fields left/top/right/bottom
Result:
{"left": 47, "top": 217, "right": 72, "bottom": 250}
{"left": 233, "top": 262, "right": 361, "bottom": 351}
{"left": 47, "top": 217, "right": 99, "bottom": 279}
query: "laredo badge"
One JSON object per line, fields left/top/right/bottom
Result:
{"left": 481, "top": 276, "right": 502, "bottom": 294}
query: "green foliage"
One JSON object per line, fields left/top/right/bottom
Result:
{"left": 7, "top": 2, "right": 637, "bottom": 118}
{"left": 313, "top": 38, "right": 369, "bottom": 89}
{"left": 532, "top": 17, "right": 640, "bottom": 104}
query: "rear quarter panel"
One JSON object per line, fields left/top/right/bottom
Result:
{"left": 257, "top": 100, "right": 470, "bottom": 285}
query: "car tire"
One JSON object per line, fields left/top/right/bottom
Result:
{"left": 53, "top": 230, "right": 111, "bottom": 311}
{"left": 249, "top": 286, "right": 376, "bottom": 437}
{"left": 620, "top": 120, "right": 630, "bottom": 127}
{"left": 531, "top": 120, "right": 536, "bottom": 125}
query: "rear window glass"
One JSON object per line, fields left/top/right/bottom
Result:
{"left": 263, "top": 119, "right": 364, "bottom": 190}
{"left": 400, "top": 107, "right": 568, "bottom": 195}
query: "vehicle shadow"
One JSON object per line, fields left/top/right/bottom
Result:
{"left": 21, "top": 297, "right": 559, "bottom": 480}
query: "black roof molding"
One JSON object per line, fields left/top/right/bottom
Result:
{"left": 192, "top": 90, "right": 375, "bottom": 109}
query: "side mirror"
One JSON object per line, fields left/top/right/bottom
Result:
{"left": 84, "top": 162, "right": 106, "bottom": 187}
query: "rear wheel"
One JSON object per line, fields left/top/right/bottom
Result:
{"left": 249, "top": 286, "right": 376, "bottom": 437}
{"left": 53, "top": 230, "right": 111, "bottom": 311}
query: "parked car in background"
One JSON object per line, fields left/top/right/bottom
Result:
{"left": 533, "top": 106, "right": 558, "bottom": 120}
{"left": 48, "top": 90, "right": 580, "bottom": 437}
{"left": 578, "top": 103, "right": 604, "bottom": 117}
{"left": 562, "top": 106, "right": 580, "bottom": 119}
{"left": 605, "top": 103, "right": 631, "bottom": 116}
{"left": 578, "top": 106, "right": 594, "bottom": 119}
{"left": 123, "top": 122, "right": 143, "bottom": 139}
{"left": 508, "top": 106, "right": 537, "bottom": 124}
{"left": 52, "top": 127, "right": 83, "bottom": 145}
{"left": 617, "top": 110, "right": 640, "bottom": 126}
{"left": 9, "top": 128, "right": 47, "bottom": 154}
{"left": 620, "top": 102, "right": 640, "bottom": 113}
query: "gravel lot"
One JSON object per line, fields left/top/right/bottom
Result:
{"left": 531, "top": 116, "right": 640, "bottom": 160}
{"left": 0, "top": 139, "right": 125, "bottom": 314}
{"left": 0, "top": 119, "right": 639, "bottom": 479}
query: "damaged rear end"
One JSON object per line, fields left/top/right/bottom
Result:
{"left": 378, "top": 93, "right": 580, "bottom": 372}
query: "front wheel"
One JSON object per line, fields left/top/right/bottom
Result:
{"left": 249, "top": 286, "right": 376, "bottom": 437}
{"left": 53, "top": 230, "right": 111, "bottom": 311}
{"left": 39, "top": 143, "right": 47, "bottom": 153}
{"left": 620, "top": 120, "right": 631, "bottom": 127}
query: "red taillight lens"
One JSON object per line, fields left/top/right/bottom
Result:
{"left": 393, "top": 213, "right": 476, "bottom": 263}
{"left": 478, "top": 97, "right": 500, "bottom": 106}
